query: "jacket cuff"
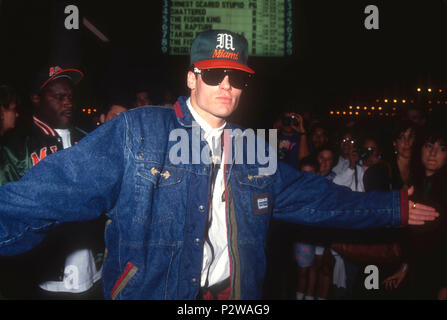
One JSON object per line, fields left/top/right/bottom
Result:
{"left": 400, "top": 188, "right": 409, "bottom": 227}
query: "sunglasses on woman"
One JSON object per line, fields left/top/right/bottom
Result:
{"left": 193, "top": 66, "right": 252, "bottom": 89}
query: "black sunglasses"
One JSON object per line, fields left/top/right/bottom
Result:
{"left": 193, "top": 67, "right": 252, "bottom": 89}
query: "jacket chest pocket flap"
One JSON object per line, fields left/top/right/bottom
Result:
{"left": 137, "top": 163, "right": 184, "bottom": 188}
{"left": 235, "top": 169, "right": 275, "bottom": 190}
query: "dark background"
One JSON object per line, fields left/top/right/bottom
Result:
{"left": 1, "top": 0, "right": 447, "bottom": 130}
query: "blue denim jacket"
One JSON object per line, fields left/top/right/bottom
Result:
{"left": 0, "top": 96, "right": 404, "bottom": 299}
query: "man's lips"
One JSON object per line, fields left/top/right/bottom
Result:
{"left": 216, "top": 96, "right": 232, "bottom": 103}
{"left": 61, "top": 110, "right": 73, "bottom": 118}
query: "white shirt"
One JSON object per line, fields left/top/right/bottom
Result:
{"left": 54, "top": 129, "right": 72, "bottom": 149}
{"left": 332, "top": 165, "right": 365, "bottom": 192}
{"left": 186, "top": 98, "right": 230, "bottom": 288}
{"left": 332, "top": 156, "right": 364, "bottom": 192}
{"left": 332, "top": 156, "right": 349, "bottom": 176}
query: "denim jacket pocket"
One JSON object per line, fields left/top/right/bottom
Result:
{"left": 133, "top": 162, "right": 186, "bottom": 243}
{"left": 233, "top": 169, "right": 275, "bottom": 241}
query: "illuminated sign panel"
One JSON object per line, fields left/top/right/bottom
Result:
{"left": 161, "top": 0, "right": 293, "bottom": 56}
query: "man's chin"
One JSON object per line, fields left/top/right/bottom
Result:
{"left": 55, "top": 118, "right": 72, "bottom": 129}
{"left": 216, "top": 104, "right": 237, "bottom": 117}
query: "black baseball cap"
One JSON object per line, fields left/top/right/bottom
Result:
{"left": 190, "top": 30, "right": 255, "bottom": 74}
{"left": 30, "top": 66, "right": 84, "bottom": 94}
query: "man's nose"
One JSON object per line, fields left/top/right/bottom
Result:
{"left": 429, "top": 147, "right": 438, "bottom": 157}
{"left": 63, "top": 96, "right": 73, "bottom": 108}
{"left": 219, "top": 75, "right": 231, "bottom": 90}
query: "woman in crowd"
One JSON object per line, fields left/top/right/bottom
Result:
{"left": 383, "top": 124, "right": 447, "bottom": 299}
{"left": 390, "top": 120, "right": 417, "bottom": 189}
{"left": 0, "top": 85, "right": 20, "bottom": 143}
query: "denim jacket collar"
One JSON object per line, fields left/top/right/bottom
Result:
{"left": 174, "top": 96, "right": 194, "bottom": 128}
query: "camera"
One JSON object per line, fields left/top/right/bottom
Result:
{"left": 281, "top": 115, "right": 299, "bottom": 127}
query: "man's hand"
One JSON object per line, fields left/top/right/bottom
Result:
{"left": 382, "top": 264, "right": 408, "bottom": 290}
{"left": 288, "top": 113, "right": 305, "bottom": 134}
{"left": 408, "top": 186, "right": 439, "bottom": 225}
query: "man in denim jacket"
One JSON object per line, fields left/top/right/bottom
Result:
{"left": 0, "top": 30, "right": 439, "bottom": 300}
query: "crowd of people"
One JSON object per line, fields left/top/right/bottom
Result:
{"left": 0, "top": 29, "right": 445, "bottom": 300}
{"left": 267, "top": 106, "right": 447, "bottom": 300}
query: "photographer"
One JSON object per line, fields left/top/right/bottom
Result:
{"left": 274, "top": 112, "right": 310, "bottom": 170}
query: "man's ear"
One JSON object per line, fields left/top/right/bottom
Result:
{"left": 187, "top": 71, "right": 197, "bottom": 91}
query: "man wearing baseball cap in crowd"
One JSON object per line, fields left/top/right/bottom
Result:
{"left": 0, "top": 66, "right": 106, "bottom": 299}
{"left": 0, "top": 30, "right": 439, "bottom": 300}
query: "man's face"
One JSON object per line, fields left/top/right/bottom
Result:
{"left": 317, "top": 150, "right": 334, "bottom": 176}
{"left": 421, "top": 140, "right": 447, "bottom": 176}
{"left": 187, "top": 70, "right": 242, "bottom": 128}
{"left": 407, "top": 109, "right": 425, "bottom": 127}
{"left": 394, "top": 128, "right": 415, "bottom": 159}
{"left": 136, "top": 91, "right": 151, "bottom": 107}
{"left": 106, "top": 105, "right": 127, "bottom": 122}
{"left": 37, "top": 78, "right": 74, "bottom": 129}
{"left": 0, "top": 102, "right": 18, "bottom": 134}
{"left": 340, "top": 133, "right": 355, "bottom": 157}
{"left": 311, "top": 127, "right": 328, "bottom": 149}
{"left": 362, "top": 139, "right": 380, "bottom": 167}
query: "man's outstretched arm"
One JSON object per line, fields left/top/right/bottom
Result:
{"left": 272, "top": 166, "right": 438, "bottom": 229}
{"left": 0, "top": 113, "right": 128, "bottom": 256}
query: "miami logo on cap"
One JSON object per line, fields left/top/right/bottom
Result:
{"left": 212, "top": 33, "right": 239, "bottom": 61}
{"left": 49, "top": 66, "right": 62, "bottom": 77}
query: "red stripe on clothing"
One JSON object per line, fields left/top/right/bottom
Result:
{"left": 202, "top": 283, "right": 231, "bottom": 300}
{"left": 40, "top": 68, "right": 84, "bottom": 90}
{"left": 217, "top": 285, "right": 231, "bottom": 300}
{"left": 203, "top": 290, "right": 214, "bottom": 300}
{"left": 111, "top": 262, "right": 135, "bottom": 298}
{"left": 33, "top": 116, "right": 56, "bottom": 136}
{"left": 33, "top": 117, "right": 50, "bottom": 135}
{"left": 174, "top": 101, "right": 183, "bottom": 118}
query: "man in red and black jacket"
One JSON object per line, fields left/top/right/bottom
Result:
{"left": 0, "top": 66, "right": 105, "bottom": 299}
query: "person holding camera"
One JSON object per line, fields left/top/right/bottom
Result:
{"left": 274, "top": 112, "right": 310, "bottom": 170}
